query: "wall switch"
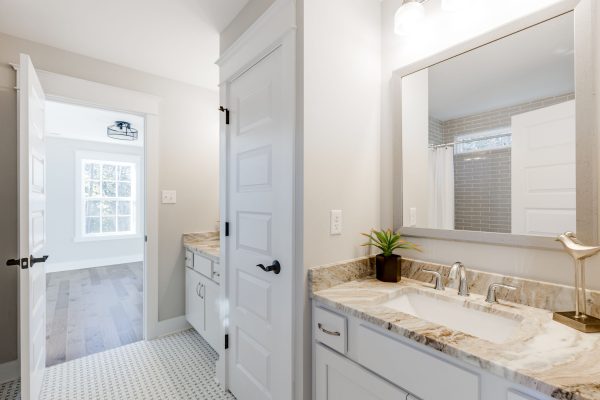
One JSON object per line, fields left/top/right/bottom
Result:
{"left": 162, "top": 190, "right": 177, "bottom": 204}
{"left": 409, "top": 207, "right": 417, "bottom": 226}
{"left": 330, "top": 210, "right": 342, "bottom": 235}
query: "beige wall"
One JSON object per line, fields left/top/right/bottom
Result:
{"left": 220, "top": 0, "right": 276, "bottom": 54}
{"left": 0, "top": 32, "right": 219, "bottom": 364}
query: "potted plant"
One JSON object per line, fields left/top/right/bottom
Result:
{"left": 361, "top": 229, "right": 421, "bottom": 282}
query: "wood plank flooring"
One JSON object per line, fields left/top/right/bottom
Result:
{"left": 45, "top": 262, "right": 143, "bottom": 367}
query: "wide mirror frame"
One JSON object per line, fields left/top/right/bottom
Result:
{"left": 393, "top": 0, "right": 598, "bottom": 250}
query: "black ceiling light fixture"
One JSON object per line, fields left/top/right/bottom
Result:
{"left": 107, "top": 121, "right": 138, "bottom": 141}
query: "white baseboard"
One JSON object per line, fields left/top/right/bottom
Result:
{"left": 45, "top": 254, "right": 144, "bottom": 274}
{"left": 156, "top": 316, "right": 191, "bottom": 338}
{"left": 0, "top": 359, "right": 19, "bottom": 384}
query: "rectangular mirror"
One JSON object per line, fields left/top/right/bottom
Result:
{"left": 396, "top": 9, "right": 597, "bottom": 248}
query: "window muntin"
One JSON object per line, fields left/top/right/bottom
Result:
{"left": 81, "top": 159, "right": 136, "bottom": 237}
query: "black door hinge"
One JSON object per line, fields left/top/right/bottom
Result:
{"left": 145, "top": 235, "right": 148, "bottom": 242}
{"left": 219, "top": 106, "right": 230, "bottom": 125}
{"left": 225, "top": 334, "right": 229, "bottom": 349}
{"left": 225, "top": 222, "right": 230, "bottom": 237}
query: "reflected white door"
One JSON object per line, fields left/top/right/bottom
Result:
{"left": 511, "top": 100, "right": 575, "bottom": 236}
{"left": 227, "top": 45, "right": 294, "bottom": 400}
{"left": 18, "top": 54, "right": 48, "bottom": 400}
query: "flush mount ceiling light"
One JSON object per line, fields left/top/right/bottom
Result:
{"left": 107, "top": 121, "right": 138, "bottom": 141}
{"left": 394, "top": 0, "right": 427, "bottom": 36}
{"left": 441, "top": 0, "right": 470, "bottom": 12}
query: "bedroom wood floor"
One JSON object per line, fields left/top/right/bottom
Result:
{"left": 45, "top": 262, "right": 143, "bottom": 367}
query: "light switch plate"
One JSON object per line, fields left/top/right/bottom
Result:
{"left": 161, "top": 190, "right": 177, "bottom": 204}
{"left": 409, "top": 207, "right": 417, "bottom": 226}
{"left": 330, "top": 209, "right": 342, "bottom": 235}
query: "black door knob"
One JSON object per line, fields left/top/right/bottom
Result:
{"left": 256, "top": 260, "right": 281, "bottom": 275}
{"left": 30, "top": 255, "right": 49, "bottom": 267}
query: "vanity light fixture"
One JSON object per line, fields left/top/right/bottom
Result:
{"left": 394, "top": 0, "right": 427, "bottom": 36}
{"left": 441, "top": 0, "right": 470, "bottom": 12}
{"left": 107, "top": 121, "right": 138, "bottom": 141}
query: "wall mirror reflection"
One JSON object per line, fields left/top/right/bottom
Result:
{"left": 401, "top": 12, "right": 576, "bottom": 238}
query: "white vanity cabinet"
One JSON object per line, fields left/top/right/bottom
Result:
{"left": 313, "top": 303, "right": 554, "bottom": 400}
{"left": 315, "top": 344, "right": 408, "bottom": 400}
{"left": 185, "top": 249, "right": 221, "bottom": 351}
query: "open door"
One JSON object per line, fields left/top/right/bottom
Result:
{"left": 18, "top": 53, "right": 48, "bottom": 400}
{"left": 511, "top": 100, "right": 576, "bottom": 236}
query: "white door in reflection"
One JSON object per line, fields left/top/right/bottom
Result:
{"left": 511, "top": 100, "right": 576, "bottom": 236}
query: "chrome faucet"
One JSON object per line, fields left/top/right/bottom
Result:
{"left": 421, "top": 269, "right": 444, "bottom": 291}
{"left": 448, "top": 261, "right": 469, "bottom": 296}
{"left": 485, "top": 283, "right": 517, "bottom": 304}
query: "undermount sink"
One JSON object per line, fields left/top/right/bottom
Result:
{"left": 382, "top": 289, "right": 522, "bottom": 344}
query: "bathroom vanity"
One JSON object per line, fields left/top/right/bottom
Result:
{"left": 183, "top": 232, "right": 221, "bottom": 351}
{"left": 310, "top": 258, "right": 600, "bottom": 400}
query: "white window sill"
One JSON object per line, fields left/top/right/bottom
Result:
{"left": 74, "top": 234, "right": 143, "bottom": 243}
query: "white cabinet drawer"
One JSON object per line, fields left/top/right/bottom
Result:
{"left": 193, "top": 253, "right": 213, "bottom": 278}
{"left": 314, "top": 307, "right": 347, "bottom": 354}
{"left": 185, "top": 250, "right": 193, "bottom": 268}
{"left": 356, "top": 325, "right": 479, "bottom": 400}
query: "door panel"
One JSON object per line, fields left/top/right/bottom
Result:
{"left": 315, "top": 344, "right": 408, "bottom": 400}
{"left": 19, "top": 53, "right": 47, "bottom": 400}
{"left": 227, "top": 45, "right": 293, "bottom": 400}
{"left": 511, "top": 100, "right": 576, "bottom": 236}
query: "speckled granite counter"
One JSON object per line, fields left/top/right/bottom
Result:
{"left": 182, "top": 232, "right": 220, "bottom": 262}
{"left": 310, "top": 257, "right": 600, "bottom": 400}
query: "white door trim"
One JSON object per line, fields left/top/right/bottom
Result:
{"left": 216, "top": 0, "right": 297, "bottom": 392}
{"left": 12, "top": 65, "right": 162, "bottom": 341}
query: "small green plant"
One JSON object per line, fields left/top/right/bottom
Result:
{"left": 361, "top": 229, "right": 421, "bottom": 257}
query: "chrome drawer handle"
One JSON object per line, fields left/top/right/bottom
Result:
{"left": 318, "top": 323, "right": 340, "bottom": 337}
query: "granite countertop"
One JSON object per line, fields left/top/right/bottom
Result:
{"left": 182, "top": 232, "right": 220, "bottom": 262}
{"left": 312, "top": 271, "right": 600, "bottom": 400}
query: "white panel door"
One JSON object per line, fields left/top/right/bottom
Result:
{"left": 315, "top": 344, "right": 408, "bottom": 400}
{"left": 227, "top": 45, "right": 294, "bottom": 400}
{"left": 511, "top": 100, "right": 576, "bottom": 236}
{"left": 18, "top": 54, "right": 48, "bottom": 400}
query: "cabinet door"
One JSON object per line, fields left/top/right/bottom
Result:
{"left": 315, "top": 344, "right": 408, "bottom": 400}
{"left": 185, "top": 268, "right": 205, "bottom": 333}
{"left": 203, "top": 278, "right": 220, "bottom": 350}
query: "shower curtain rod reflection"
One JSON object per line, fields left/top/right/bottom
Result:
{"left": 428, "top": 132, "right": 511, "bottom": 149}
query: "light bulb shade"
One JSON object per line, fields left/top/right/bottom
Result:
{"left": 441, "top": 0, "right": 469, "bottom": 11}
{"left": 394, "top": 1, "right": 425, "bottom": 36}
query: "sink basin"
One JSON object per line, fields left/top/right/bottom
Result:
{"left": 382, "top": 290, "right": 522, "bottom": 343}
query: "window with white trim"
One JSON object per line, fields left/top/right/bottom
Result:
{"left": 81, "top": 159, "right": 137, "bottom": 237}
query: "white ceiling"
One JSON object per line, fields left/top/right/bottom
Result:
{"left": 427, "top": 12, "right": 574, "bottom": 121}
{"left": 46, "top": 100, "right": 145, "bottom": 147}
{"left": 0, "top": 0, "right": 249, "bottom": 89}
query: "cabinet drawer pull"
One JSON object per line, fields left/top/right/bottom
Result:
{"left": 318, "top": 323, "right": 341, "bottom": 336}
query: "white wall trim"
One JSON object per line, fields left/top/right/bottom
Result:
{"left": 23, "top": 68, "right": 162, "bottom": 341}
{"left": 155, "top": 316, "right": 191, "bottom": 338}
{"left": 0, "top": 359, "right": 19, "bottom": 384}
{"left": 44, "top": 254, "right": 143, "bottom": 274}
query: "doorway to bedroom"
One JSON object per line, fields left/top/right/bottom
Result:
{"left": 43, "top": 100, "right": 145, "bottom": 367}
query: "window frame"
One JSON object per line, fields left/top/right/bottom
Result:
{"left": 74, "top": 151, "right": 142, "bottom": 242}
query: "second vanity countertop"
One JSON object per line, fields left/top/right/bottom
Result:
{"left": 312, "top": 276, "right": 600, "bottom": 400}
{"left": 183, "top": 232, "right": 220, "bottom": 262}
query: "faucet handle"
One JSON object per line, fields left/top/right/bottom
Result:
{"left": 421, "top": 269, "right": 444, "bottom": 291}
{"left": 486, "top": 283, "right": 517, "bottom": 304}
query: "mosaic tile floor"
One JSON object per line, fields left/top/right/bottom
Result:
{"left": 0, "top": 329, "right": 235, "bottom": 400}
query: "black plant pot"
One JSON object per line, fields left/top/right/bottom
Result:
{"left": 375, "top": 254, "right": 401, "bottom": 283}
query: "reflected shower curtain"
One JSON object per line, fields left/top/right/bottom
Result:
{"left": 428, "top": 146, "right": 455, "bottom": 230}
